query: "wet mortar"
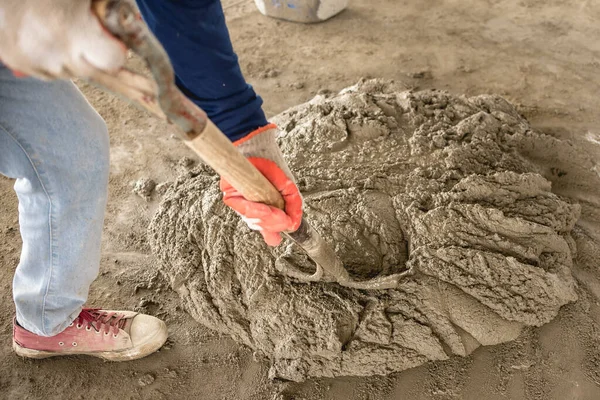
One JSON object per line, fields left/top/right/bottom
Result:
{"left": 149, "top": 80, "right": 580, "bottom": 381}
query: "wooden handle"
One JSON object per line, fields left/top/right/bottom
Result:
{"left": 186, "top": 120, "right": 286, "bottom": 209}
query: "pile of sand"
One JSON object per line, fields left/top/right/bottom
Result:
{"left": 149, "top": 80, "right": 580, "bottom": 381}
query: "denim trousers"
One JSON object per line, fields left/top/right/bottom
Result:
{"left": 0, "top": 0, "right": 267, "bottom": 336}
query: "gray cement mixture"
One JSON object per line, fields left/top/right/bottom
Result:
{"left": 149, "top": 80, "right": 580, "bottom": 381}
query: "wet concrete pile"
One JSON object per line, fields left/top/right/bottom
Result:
{"left": 149, "top": 80, "right": 579, "bottom": 381}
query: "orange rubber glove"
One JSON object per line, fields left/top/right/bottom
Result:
{"left": 220, "top": 124, "right": 302, "bottom": 246}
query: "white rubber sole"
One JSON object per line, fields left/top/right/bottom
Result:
{"left": 13, "top": 325, "right": 169, "bottom": 362}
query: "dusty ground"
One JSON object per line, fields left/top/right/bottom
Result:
{"left": 1, "top": 0, "right": 600, "bottom": 399}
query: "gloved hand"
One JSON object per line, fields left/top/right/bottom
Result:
{"left": 220, "top": 124, "right": 303, "bottom": 246}
{"left": 0, "top": 0, "right": 126, "bottom": 80}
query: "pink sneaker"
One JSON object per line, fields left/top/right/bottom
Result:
{"left": 13, "top": 308, "right": 168, "bottom": 361}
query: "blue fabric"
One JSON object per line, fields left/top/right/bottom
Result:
{"left": 136, "top": 0, "right": 268, "bottom": 141}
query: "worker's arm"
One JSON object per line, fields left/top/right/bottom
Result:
{"left": 136, "top": 0, "right": 267, "bottom": 142}
{"left": 0, "top": 0, "right": 126, "bottom": 80}
{"left": 138, "top": 0, "right": 303, "bottom": 246}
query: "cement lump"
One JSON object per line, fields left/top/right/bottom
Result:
{"left": 149, "top": 80, "right": 579, "bottom": 381}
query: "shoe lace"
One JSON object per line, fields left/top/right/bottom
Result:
{"left": 74, "top": 308, "right": 127, "bottom": 336}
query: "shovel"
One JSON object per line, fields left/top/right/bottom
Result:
{"left": 90, "top": 0, "right": 410, "bottom": 289}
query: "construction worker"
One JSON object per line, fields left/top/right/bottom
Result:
{"left": 0, "top": 0, "right": 346, "bottom": 360}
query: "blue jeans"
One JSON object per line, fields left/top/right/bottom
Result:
{"left": 0, "top": 0, "right": 267, "bottom": 336}
{"left": 0, "top": 66, "right": 109, "bottom": 336}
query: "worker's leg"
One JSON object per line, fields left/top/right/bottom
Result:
{"left": 0, "top": 65, "right": 109, "bottom": 337}
{"left": 136, "top": 0, "right": 268, "bottom": 142}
